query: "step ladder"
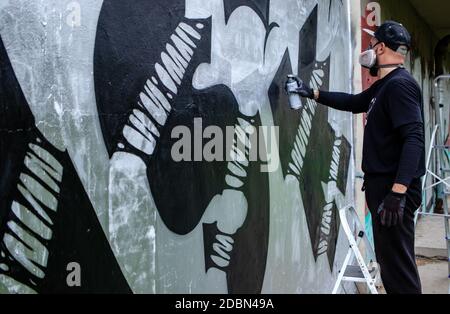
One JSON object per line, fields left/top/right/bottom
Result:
{"left": 415, "top": 75, "right": 450, "bottom": 279}
{"left": 332, "top": 205, "right": 381, "bottom": 294}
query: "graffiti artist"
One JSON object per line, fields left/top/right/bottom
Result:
{"left": 288, "top": 21, "right": 425, "bottom": 294}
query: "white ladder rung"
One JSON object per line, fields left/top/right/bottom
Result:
{"left": 343, "top": 265, "right": 378, "bottom": 279}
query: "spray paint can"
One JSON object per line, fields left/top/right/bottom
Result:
{"left": 286, "top": 75, "right": 303, "bottom": 110}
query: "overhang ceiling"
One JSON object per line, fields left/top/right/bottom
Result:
{"left": 409, "top": 0, "right": 450, "bottom": 39}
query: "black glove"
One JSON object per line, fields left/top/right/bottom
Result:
{"left": 285, "top": 76, "right": 315, "bottom": 99}
{"left": 377, "top": 191, "right": 407, "bottom": 227}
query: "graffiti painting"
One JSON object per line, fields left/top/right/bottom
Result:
{"left": 0, "top": 0, "right": 354, "bottom": 294}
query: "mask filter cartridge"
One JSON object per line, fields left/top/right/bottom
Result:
{"left": 359, "top": 49, "right": 377, "bottom": 69}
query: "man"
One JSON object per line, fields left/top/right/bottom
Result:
{"left": 288, "top": 21, "right": 425, "bottom": 294}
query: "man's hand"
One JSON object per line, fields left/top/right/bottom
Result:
{"left": 285, "top": 76, "right": 315, "bottom": 99}
{"left": 377, "top": 191, "right": 407, "bottom": 227}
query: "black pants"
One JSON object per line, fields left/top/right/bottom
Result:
{"left": 364, "top": 174, "right": 422, "bottom": 294}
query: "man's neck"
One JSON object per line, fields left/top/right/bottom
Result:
{"left": 379, "top": 66, "right": 398, "bottom": 79}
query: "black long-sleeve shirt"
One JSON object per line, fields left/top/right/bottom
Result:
{"left": 317, "top": 68, "right": 425, "bottom": 187}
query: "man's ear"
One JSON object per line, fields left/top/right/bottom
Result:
{"left": 377, "top": 42, "right": 386, "bottom": 55}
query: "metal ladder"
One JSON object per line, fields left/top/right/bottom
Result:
{"left": 415, "top": 75, "right": 450, "bottom": 279}
{"left": 332, "top": 205, "right": 381, "bottom": 294}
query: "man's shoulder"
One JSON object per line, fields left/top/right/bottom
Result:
{"left": 385, "top": 70, "right": 421, "bottom": 94}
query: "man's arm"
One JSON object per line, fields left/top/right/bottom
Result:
{"left": 387, "top": 79, "right": 424, "bottom": 192}
{"left": 288, "top": 77, "right": 373, "bottom": 114}
{"left": 316, "top": 90, "right": 373, "bottom": 114}
{"left": 393, "top": 123, "right": 425, "bottom": 192}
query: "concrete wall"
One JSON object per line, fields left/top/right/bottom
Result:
{"left": 0, "top": 0, "right": 356, "bottom": 294}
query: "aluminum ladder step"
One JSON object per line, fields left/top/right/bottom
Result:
{"left": 343, "top": 265, "right": 378, "bottom": 280}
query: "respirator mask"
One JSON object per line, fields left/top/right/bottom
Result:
{"left": 359, "top": 42, "right": 381, "bottom": 77}
{"left": 359, "top": 41, "right": 407, "bottom": 77}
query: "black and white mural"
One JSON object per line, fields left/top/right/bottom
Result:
{"left": 0, "top": 0, "right": 354, "bottom": 294}
{"left": 0, "top": 34, "right": 130, "bottom": 293}
{"left": 94, "top": 0, "right": 270, "bottom": 294}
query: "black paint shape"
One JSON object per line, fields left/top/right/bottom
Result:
{"left": 95, "top": 0, "right": 270, "bottom": 294}
{"left": 147, "top": 82, "right": 239, "bottom": 235}
{"left": 224, "top": 0, "right": 271, "bottom": 28}
{"left": 269, "top": 5, "right": 352, "bottom": 269}
{"left": 201, "top": 114, "right": 270, "bottom": 294}
{"left": 268, "top": 49, "right": 303, "bottom": 179}
{"left": 0, "top": 35, "right": 131, "bottom": 293}
{"left": 297, "top": 6, "right": 351, "bottom": 268}
{"left": 94, "top": 0, "right": 186, "bottom": 156}
{"left": 226, "top": 126, "right": 270, "bottom": 294}
{"left": 300, "top": 102, "right": 335, "bottom": 267}
{"left": 337, "top": 138, "right": 351, "bottom": 194}
{"left": 296, "top": 5, "right": 336, "bottom": 268}
{"left": 203, "top": 222, "right": 227, "bottom": 272}
{"left": 326, "top": 202, "right": 340, "bottom": 270}
{"left": 95, "top": 1, "right": 225, "bottom": 235}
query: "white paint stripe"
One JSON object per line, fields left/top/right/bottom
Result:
{"left": 321, "top": 226, "right": 330, "bottom": 236}
{"left": 28, "top": 144, "right": 63, "bottom": 179}
{"left": 171, "top": 34, "right": 194, "bottom": 60}
{"left": 216, "top": 234, "right": 234, "bottom": 246}
{"left": 19, "top": 174, "right": 58, "bottom": 212}
{"left": 24, "top": 155, "right": 60, "bottom": 194}
{"left": 179, "top": 22, "right": 201, "bottom": 40}
{"left": 131, "top": 109, "right": 160, "bottom": 138}
{"left": 291, "top": 149, "right": 303, "bottom": 170}
{"left": 295, "top": 133, "right": 307, "bottom": 157}
{"left": 227, "top": 162, "right": 246, "bottom": 178}
{"left": 318, "top": 243, "right": 328, "bottom": 255}
{"left": 307, "top": 99, "right": 317, "bottom": 115}
{"left": 139, "top": 92, "right": 168, "bottom": 126}
{"left": 289, "top": 162, "right": 301, "bottom": 176}
{"left": 234, "top": 128, "right": 250, "bottom": 156}
{"left": 301, "top": 111, "right": 312, "bottom": 132}
{"left": 26, "top": 152, "right": 61, "bottom": 184}
{"left": 225, "top": 174, "right": 244, "bottom": 189}
{"left": 145, "top": 80, "right": 171, "bottom": 112}
{"left": 211, "top": 255, "right": 229, "bottom": 268}
{"left": 155, "top": 63, "right": 178, "bottom": 94}
{"left": 161, "top": 52, "right": 183, "bottom": 84}
{"left": 294, "top": 133, "right": 305, "bottom": 157}
{"left": 11, "top": 202, "right": 52, "bottom": 241}
{"left": 166, "top": 43, "right": 188, "bottom": 69}
{"left": 299, "top": 126, "right": 309, "bottom": 150}
{"left": 213, "top": 243, "right": 231, "bottom": 261}
{"left": 293, "top": 140, "right": 303, "bottom": 163}
{"left": 4, "top": 233, "right": 45, "bottom": 278}
{"left": 175, "top": 27, "right": 197, "bottom": 48}
{"left": 17, "top": 185, "right": 53, "bottom": 225}
{"left": 123, "top": 125, "right": 156, "bottom": 156}
{"left": 128, "top": 115, "right": 156, "bottom": 145}
{"left": 313, "top": 70, "right": 323, "bottom": 86}
{"left": 230, "top": 146, "right": 246, "bottom": 164}
{"left": 5, "top": 221, "right": 48, "bottom": 276}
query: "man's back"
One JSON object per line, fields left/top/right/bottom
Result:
{"left": 362, "top": 67, "right": 426, "bottom": 183}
